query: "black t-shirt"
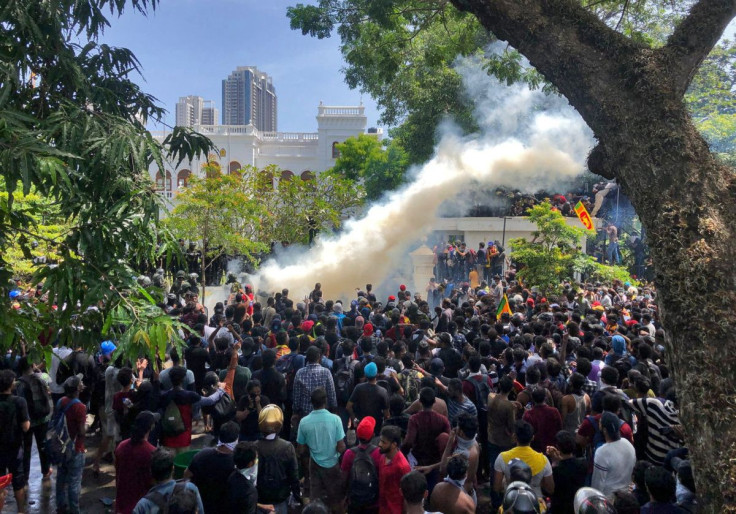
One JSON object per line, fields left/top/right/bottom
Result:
{"left": 227, "top": 471, "right": 258, "bottom": 514}
{"left": 188, "top": 448, "right": 235, "bottom": 514}
{"left": 185, "top": 345, "right": 210, "bottom": 389}
{"left": 550, "top": 457, "right": 587, "bottom": 514}
{"left": 237, "top": 393, "right": 270, "bottom": 441}
{"left": 0, "top": 394, "right": 30, "bottom": 449}
{"left": 252, "top": 368, "right": 286, "bottom": 406}
{"left": 348, "top": 382, "right": 388, "bottom": 434}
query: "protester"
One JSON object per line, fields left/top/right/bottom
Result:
{"left": 55, "top": 375, "right": 87, "bottom": 514}
{"left": 297, "top": 387, "right": 346, "bottom": 514}
{"left": 132, "top": 448, "right": 204, "bottom": 514}
{"left": 376, "top": 425, "right": 411, "bottom": 514}
{"left": 185, "top": 420, "right": 240, "bottom": 514}
{"left": 115, "top": 411, "right": 158, "bottom": 514}
{"left": 0, "top": 369, "right": 30, "bottom": 512}
{"left": 591, "top": 412, "right": 637, "bottom": 497}
{"left": 429, "top": 454, "right": 475, "bottom": 514}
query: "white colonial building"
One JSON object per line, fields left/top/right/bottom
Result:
{"left": 150, "top": 104, "right": 379, "bottom": 201}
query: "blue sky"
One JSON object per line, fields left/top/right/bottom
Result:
{"left": 99, "top": 0, "right": 382, "bottom": 132}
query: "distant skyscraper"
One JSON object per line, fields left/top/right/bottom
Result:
{"left": 175, "top": 96, "right": 218, "bottom": 127}
{"left": 222, "top": 66, "right": 277, "bottom": 131}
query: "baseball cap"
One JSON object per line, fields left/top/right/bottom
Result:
{"left": 63, "top": 374, "right": 85, "bottom": 393}
{"left": 430, "top": 357, "right": 445, "bottom": 374}
{"left": 356, "top": 416, "right": 376, "bottom": 441}
{"left": 363, "top": 362, "right": 378, "bottom": 378}
{"left": 399, "top": 284, "right": 406, "bottom": 291}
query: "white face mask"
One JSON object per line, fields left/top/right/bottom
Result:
{"left": 240, "top": 458, "right": 258, "bottom": 486}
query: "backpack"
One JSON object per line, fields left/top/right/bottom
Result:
{"left": 55, "top": 351, "right": 78, "bottom": 385}
{"left": 144, "top": 480, "right": 188, "bottom": 514}
{"left": 348, "top": 445, "right": 379, "bottom": 507}
{"left": 212, "top": 392, "right": 235, "bottom": 425}
{"left": 161, "top": 397, "right": 186, "bottom": 437}
{"left": 0, "top": 396, "right": 21, "bottom": 447}
{"left": 46, "top": 398, "right": 81, "bottom": 464}
{"left": 334, "top": 357, "right": 355, "bottom": 404}
{"left": 464, "top": 375, "right": 491, "bottom": 413}
{"left": 20, "top": 374, "right": 52, "bottom": 420}
{"left": 399, "top": 369, "right": 421, "bottom": 407}
{"left": 258, "top": 449, "right": 288, "bottom": 492}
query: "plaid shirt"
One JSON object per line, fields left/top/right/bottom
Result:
{"left": 293, "top": 363, "right": 337, "bottom": 416}
{"left": 582, "top": 378, "right": 598, "bottom": 396}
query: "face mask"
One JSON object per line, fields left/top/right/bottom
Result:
{"left": 240, "top": 458, "right": 258, "bottom": 486}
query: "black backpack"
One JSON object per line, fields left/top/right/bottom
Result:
{"left": 348, "top": 445, "right": 379, "bottom": 507}
{"left": 464, "top": 375, "right": 491, "bottom": 413}
{"left": 144, "top": 480, "right": 188, "bottom": 514}
{"left": 55, "top": 351, "right": 78, "bottom": 385}
{"left": 0, "top": 396, "right": 21, "bottom": 447}
{"left": 334, "top": 357, "right": 355, "bottom": 404}
{"left": 20, "top": 374, "right": 52, "bottom": 420}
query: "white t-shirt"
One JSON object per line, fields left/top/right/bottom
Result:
{"left": 592, "top": 438, "right": 636, "bottom": 497}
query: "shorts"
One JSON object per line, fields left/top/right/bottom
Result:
{"left": 102, "top": 409, "right": 119, "bottom": 439}
{"left": 0, "top": 446, "right": 25, "bottom": 491}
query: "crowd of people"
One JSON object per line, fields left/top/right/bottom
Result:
{"left": 0, "top": 267, "right": 696, "bottom": 514}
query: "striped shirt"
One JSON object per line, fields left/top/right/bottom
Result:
{"left": 447, "top": 396, "right": 477, "bottom": 427}
{"left": 629, "top": 397, "right": 681, "bottom": 465}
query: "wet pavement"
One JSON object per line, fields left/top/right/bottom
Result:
{"left": 2, "top": 419, "right": 213, "bottom": 514}
{"left": 2, "top": 419, "right": 493, "bottom": 513}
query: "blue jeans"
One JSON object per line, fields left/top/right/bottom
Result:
{"left": 606, "top": 242, "right": 621, "bottom": 264}
{"left": 56, "top": 450, "right": 85, "bottom": 513}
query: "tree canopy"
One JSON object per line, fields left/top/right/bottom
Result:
{"left": 330, "top": 134, "right": 409, "bottom": 201}
{"left": 0, "top": 0, "right": 212, "bottom": 359}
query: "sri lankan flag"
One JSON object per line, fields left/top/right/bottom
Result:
{"left": 496, "top": 294, "right": 513, "bottom": 319}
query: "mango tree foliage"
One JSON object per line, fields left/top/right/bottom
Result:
{"left": 0, "top": 0, "right": 213, "bottom": 359}
{"left": 163, "top": 166, "right": 268, "bottom": 288}
{"left": 331, "top": 135, "right": 409, "bottom": 200}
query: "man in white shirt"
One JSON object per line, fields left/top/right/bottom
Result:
{"left": 592, "top": 412, "right": 636, "bottom": 497}
{"left": 49, "top": 344, "right": 72, "bottom": 399}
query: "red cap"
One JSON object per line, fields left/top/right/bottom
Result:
{"left": 300, "top": 320, "right": 314, "bottom": 332}
{"left": 399, "top": 284, "right": 406, "bottom": 291}
{"left": 356, "top": 416, "right": 376, "bottom": 441}
{"left": 363, "top": 323, "right": 374, "bottom": 337}
{"left": 388, "top": 295, "right": 396, "bottom": 301}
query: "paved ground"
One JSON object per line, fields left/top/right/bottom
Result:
{"left": 2, "top": 419, "right": 494, "bottom": 513}
{"left": 2, "top": 420, "right": 213, "bottom": 514}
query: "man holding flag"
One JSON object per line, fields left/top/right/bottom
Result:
{"left": 496, "top": 292, "right": 513, "bottom": 320}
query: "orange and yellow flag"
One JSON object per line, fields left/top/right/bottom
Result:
{"left": 574, "top": 201, "right": 594, "bottom": 231}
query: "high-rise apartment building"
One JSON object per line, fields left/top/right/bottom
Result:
{"left": 175, "top": 96, "right": 218, "bottom": 127}
{"left": 222, "top": 66, "right": 277, "bottom": 131}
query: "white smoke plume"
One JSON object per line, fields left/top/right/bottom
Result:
{"left": 253, "top": 54, "right": 594, "bottom": 300}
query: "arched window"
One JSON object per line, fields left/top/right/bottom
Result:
{"left": 177, "top": 169, "right": 192, "bottom": 189}
{"left": 331, "top": 141, "right": 340, "bottom": 159}
{"left": 300, "top": 170, "right": 315, "bottom": 181}
{"left": 281, "top": 170, "right": 294, "bottom": 181}
{"left": 259, "top": 169, "right": 275, "bottom": 192}
{"left": 155, "top": 170, "right": 164, "bottom": 190}
{"left": 229, "top": 161, "right": 241, "bottom": 175}
{"left": 165, "top": 171, "right": 172, "bottom": 191}
{"left": 204, "top": 161, "right": 221, "bottom": 177}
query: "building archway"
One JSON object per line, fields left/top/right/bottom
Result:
{"left": 281, "top": 170, "right": 294, "bottom": 181}
{"left": 300, "top": 170, "right": 315, "bottom": 181}
{"left": 177, "top": 169, "right": 192, "bottom": 189}
{"left": 331, "top": 141, "right": 340, "bottom": 158}
{"left": 229, "top": 161, "right": 241, "bottom": 175}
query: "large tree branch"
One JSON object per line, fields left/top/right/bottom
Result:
{"left": 663, "top": 0, "right": 736, "bottom": 97}
{"left": 448, "top": 0, "right": 642, "bottom": 140}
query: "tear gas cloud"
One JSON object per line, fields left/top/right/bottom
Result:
{"left": 253, "top": 54, "right": 595, "bottom": 300}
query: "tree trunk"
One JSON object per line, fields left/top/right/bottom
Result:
{"left": 447, "top": 0, "right": 736, "bottom": 510}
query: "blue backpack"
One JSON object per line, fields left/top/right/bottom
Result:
{"left": 46, "top": 398, "right": 81, "bottom": 465}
